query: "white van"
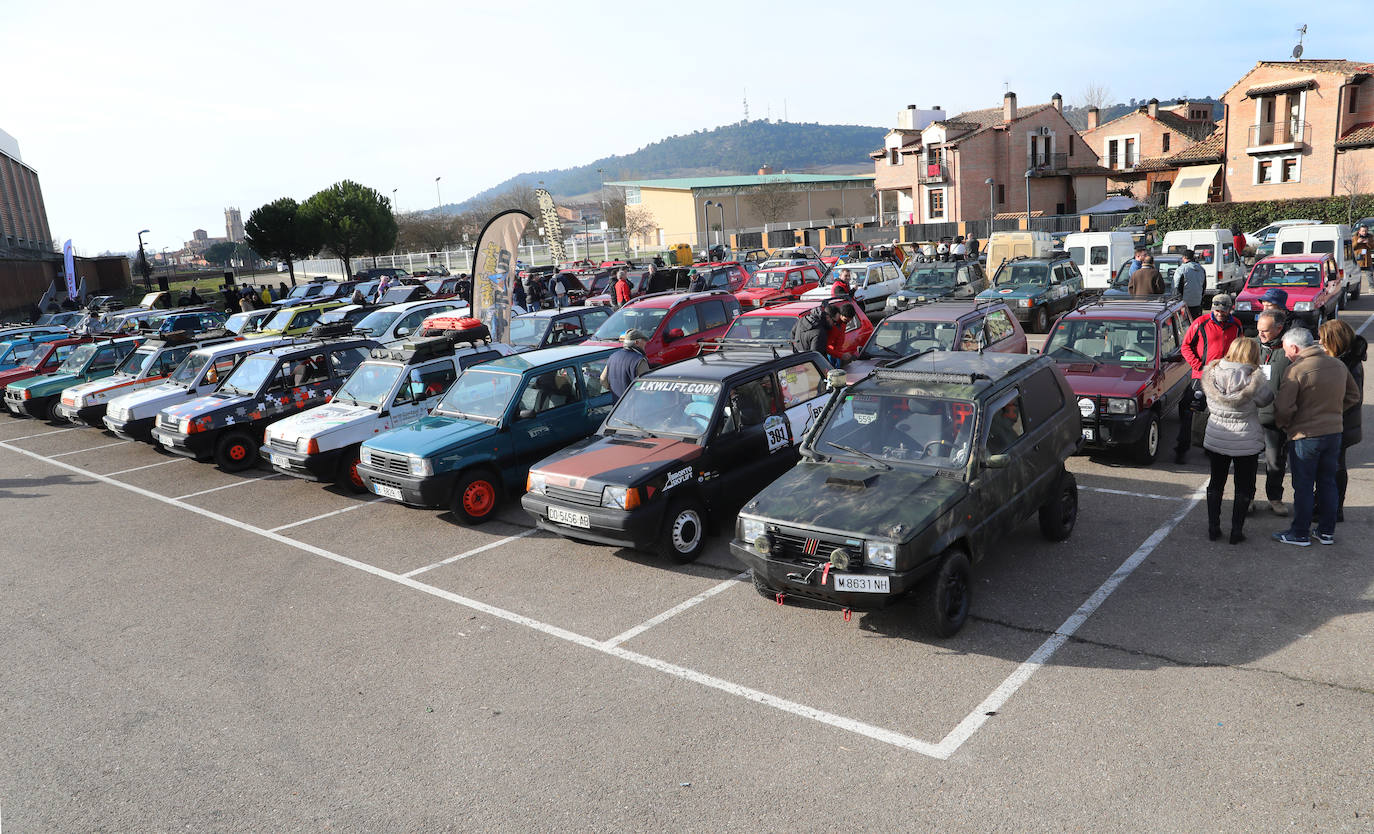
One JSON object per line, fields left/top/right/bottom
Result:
{"left": 1273, "top": 223, "right": 1360, "bottom": 302}
{"left": 1065, "top": 231, "right": 1135, "bottom": 289}
{"left": 1160, "top": 228, "right": 1244, "bottom": 295}
{"left": 985, "top": 231, "right": 1054, "bottom": 279}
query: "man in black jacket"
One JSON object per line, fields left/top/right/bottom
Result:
{"left": 792, "top": 303, "right": 838, "bottom": 355}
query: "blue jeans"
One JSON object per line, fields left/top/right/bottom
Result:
{"left": 1287, "top": 434, "right": 1341, "bottom": 538}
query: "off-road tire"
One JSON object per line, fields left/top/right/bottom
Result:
{"left": 917, "top": 549, "right": 971, "bottom": 638}
{"left": 452, "top": 469, "right": 500, "bottom": 524}
{"left": 659, "top": 498, "right": 707, "bottom": 563}
{"left": 1132, "top": 412, "right": 1162, "bottom": 465}
{"left": 1031, "top": 307, "right": 1049, "bottom": 334}
{"left": 752, "top": 568, "right": 779, "bottom": 601}
{"left": 1038, "top": 470, "right": 1079, "bottom": 541}
{"left": 215, "top": 431, "right": 258, "bottom": 473}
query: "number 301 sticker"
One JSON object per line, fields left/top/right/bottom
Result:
{"left": 764, "top": 414, "right": 789, "bottom": 452}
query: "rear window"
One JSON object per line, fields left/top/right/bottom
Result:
{"left": 1279, "top": 241, "right": 1305, "bottom": 255}
{"left": 1311, "top": 240, "right": 1335, "bottom": 254}
{"left": 1067, "top": 247, "right": 1085, "bottom": 265}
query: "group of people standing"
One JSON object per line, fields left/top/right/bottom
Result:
{"left": 229, "top": 282, "right": 289, "bottom": 312}
{"left": 1181, "top": 295, "right": 1365, "bottom": 546}
{"left": 925, "top": 236, "right": 978, "bottom": 262}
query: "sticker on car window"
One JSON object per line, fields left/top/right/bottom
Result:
{"left": 764, "top": 414, "right": 789, "bottom": 451}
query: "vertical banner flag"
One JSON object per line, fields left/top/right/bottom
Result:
{"left": 470, "top": 209, "right": 532, "bottom": 344}
{"left": 63, "top": 239, "right": 77, "bottom": 301}
{"left": 534, "top": 188, "right": 567, "bottom": 266}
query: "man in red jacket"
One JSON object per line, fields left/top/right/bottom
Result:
{"left": 1176, "top": 293, "right": 1242, "bottom": 464}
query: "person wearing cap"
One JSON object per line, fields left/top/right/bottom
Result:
{"left": 1176, "top": 250, "right": 1206, "bottom": 318}
{"left": 1176, "top": 294, "right": 1243, "bottom": 464}
{"left": 601, "top": 329, "right": 650, "bottom": 400}
{"left": 1258, "top": 287, "right": 1294, "bottom": 333}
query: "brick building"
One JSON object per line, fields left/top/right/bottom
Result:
{"left": 872, "top": 93, "right": 1110, "bottom": 226}
{"left": 0, "top": 127, "right": 53, "bottom": 255}
{"left": 1219, "top": 59, "right": 1374, "bottom": 202}
{"left": 1080, "top": 99, "right": 1216, "bottom": 202}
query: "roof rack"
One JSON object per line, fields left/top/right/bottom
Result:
{"left": 695, "top": 337, "right": 795, "bottom": 359}
{"left": 308, "top": 321, "right": 357, "bottom": 340}
{"left": 873, "top": 365, "right": 993, "bottom": 386}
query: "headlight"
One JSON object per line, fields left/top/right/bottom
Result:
{"left": 1106, "top": 397, "right": 1137, "bottom": 415}
{"left": 408, "top": 455, "right": 432, "bottom": 477}
{"left": 296, "top": 437, "right": 311, "bottom": 455}
{"left": 864, "top": 541, "right": 897, "bottom": 569}
{"left": 70, "top": 395, "right": 85, "bottom": 408}
{"left": 1017, "top": 298, "right": 1032, "bottom": 308}
{"left": 179, "top": 417, "right": 192, "bottom": 433}
{"left": 527, "top": 471, "right": 547, "bottom": 495}
{"left": 601, "top": 485, "right": 640, "bottom": 509}
{"left": 1293, "top": 301, "right": 1313, "bottom": 312}
{"left": 1078, "top": 397, "right": 1096, "bottom": 417}
{"left": 359, "top": 446, "right": 373, "bottom": 466}
{"left": 108, "top": 405, "right": 126, "bottom": 420}
{"left": 739, "top": 516, "right": 765, "bottom": 545}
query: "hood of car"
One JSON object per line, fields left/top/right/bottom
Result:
{"left": 108, "top": 383, "right": 186, "bottom": 414}
{"left": 270, "top": 401, "right": 378, "bottom": 442}
{"left": 162, "top": 392, "right": 248, "bottom": 423}
{"left": 0, "top": 366, "right": 44, "bottom": 387}
{"left": 744, "top": 461, "right": 968, "bottom": 541}
{"left": 8, "top": 372, "right": 78, "bottom": 395}
{"left": 893, "top": 286, "right": 958, "bottom": 302}
{"left": 981, "top": 285, "right": 1043, "bottom": 300}
{"left": 362, "top": 413, "right": 494, "bottom": 458}
{"left": 1057, "top": 361, "right": 1154, "bottom": 398}
{"left": 535, "top": 434, "right": 705, "bottom": 491}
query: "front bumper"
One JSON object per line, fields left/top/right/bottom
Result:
{"left": 150, "top": 426, "right": 215, "bottom": 460}
{"left": 5, "top": 392, "right": 49, "bottom": 418}
{"left": 55, "top": 401, "right": 107, "bottom": 427}
{"left": 730, "top": 539, "right": 927, "bottom": 609}
{"left": 356, "top": 463, "right": 456, "bottom": 508}
{"left": 1079, "top": 411, "right": 1150, "bottom": 450}
{"left": 262, "top": 443, "right": 346, "bottom": 482}
{"left": 521, "top": 492, "right": 665, "bottom": 549}
{"left": 103, "top": 413, "right": 156, "bottom": 441}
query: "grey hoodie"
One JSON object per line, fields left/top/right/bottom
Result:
{"left": 1201, "top": 358, "right": 1274, "bottom": 457}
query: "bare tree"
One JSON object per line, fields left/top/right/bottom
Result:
{"left": 1337, "top": 154, "right": 1367, "bottom": 226}
{"left": 825, "top": 206, "right": 842, "bottom": 226}
{"left": 744, "top": 178, "right": 799, "bottom": 226}
{"left": 624, "top": 206, "right": 657, "bottom": 253}
{"left": 1065, "top": 82, "right": 1113, "bottom": 130}
{"left": 395, "top": 211, "right": 460, "bottom": 252}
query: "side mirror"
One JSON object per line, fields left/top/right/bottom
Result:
{"left": 395, "top": 326, "right": 411, "bottom": 338}
{"left": 665, "top": 328, "right": 685, "bottom": 342}
{"left": 983, "top": 452, "right": 1011, "bottom": 469}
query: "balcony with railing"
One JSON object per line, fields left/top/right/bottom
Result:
{"left": 1248, "top": 120, "right": 1309, "bottom": 152}
{"left": 1106, "top": 151, "right": 1142, "bottom": 171}
{"left": 1027, "top": 152, "right": 1068, "bottom": 176}
{"left": 918, "top": 161, "right": 949, "bottom": 184}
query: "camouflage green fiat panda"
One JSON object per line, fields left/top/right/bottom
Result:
{"left": 731, "top": 351, "right": 1082, "bottom": 637}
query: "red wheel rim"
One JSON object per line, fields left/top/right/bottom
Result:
{"left": 228, "top": 444, "right": 247, "bottom": 461}
{"left": 462, "top": 480, "right": 495, "bottom": 516}
{"left": 348, "top": 459, "right": 364, "bottom": 489}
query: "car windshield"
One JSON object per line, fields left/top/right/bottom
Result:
{"left": 170, "top": 352, "right": 211, "bottom": 387}
{"left": 225, "top": 311, "right": 261, "bottom": 333}
{"left": 318, "top": 307, "right": 354, "bottom": 324}
{"left": 592, "top": 306, "right": 668, "bottom": 341}
{"left": 1110, "top": 261, "right": 1181, "bottom": 288}
{"left": 1247, "top": 262, "right": 1324, "bottom": 288}
{"left": 57, "top": 343, "right": 97, "bottom": 373}
{"left": 116, "top": 347, "right": 157, "bottom": 377}
{"left": 996, "top": 263, "right": 1049, "bottom": 286}
{"left": 220, "top": 354, "right": 278, "bottom": 396}
{"left": 606, "top": 379, "right": 722, "bottom": 439}
{"left": 261, "top": 308, "right": 301, "bottom": 331}
{"left": 904, "top": 265, "right": 959, "bottom": 289}
{"left": 1045, "top": 318, "right": 1157, "bottom": 365}
{"left": 746, "top": 270, "right": 788, "bottom": 289}
{"left": 861, "top": 318, "right": 958, "bottom": 358}
{"left": 286, "top": 286, "right": 316, "bottom": 299}
{"left": 509, "top": 316, "right": 551, "bottom": 347}
{"left": 334, "top": 362, "right": 403, "bottom": 408}
{"left": 354, "top": 310, "right": 401, "bottom": 337}
{"left": 424, "top": 279, "right": 447, "bottom": 294}
{"left": 433, "top": 368, "right": 520, "bottom": 421}
{"left": 814, "top": 393, "right": 975, "bottom": 469}
{"left": 725, "top": 315, "right": 798, "bottom": 341}
{"left": 821, "top": 246, "right": 849, "bottom": 256}
{"left": 828, "top": 267, "right": 868, "bottom": 286}
{"left": 21, "top": 344, "right": 57, "bottom": 369}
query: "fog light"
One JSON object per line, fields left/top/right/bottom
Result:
{"left": 753, "top": 534, "right": 772, "bottom": 555}
{"left": 828, "top": 547, "right": 851, "bottom": 571}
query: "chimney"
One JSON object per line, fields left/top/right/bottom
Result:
{"left": 1003, "top": 91, "right": 1018, "bottom": 123}
{"left": 757, "top": 164, "right": 773, "bottom": 176}
{"left": 1051, "top": 92, "right": 1063, "bottom": 113}
{"left": 1147, "top": 98, "right": 1159, "bottom": 119}
{"left": 1087, "top": 106, "right": 1099, "bottom": 131}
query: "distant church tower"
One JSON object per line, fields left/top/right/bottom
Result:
{"left": 225, "top": 207, "right": 245, "bottom": 242}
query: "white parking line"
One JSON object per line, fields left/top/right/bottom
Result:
{"left": 931, "top": 484, "right": 1205, "bottom": 759}
{"left": 602, "top": 573, "right": 749, "bottom": 649}
{"left": 269, "top": 497, "right": 385, "bottom": 532}
{"left": 402, "top": 529, "right": 538, "bottom": 577}
{"left": 1083, "top": 486, "right": 1190, "bottom": 501}
{"left": 1, "top": 427, "right": 78, "bottom": 443}
{"left": 47, "top": 440, "right": 129, "bottom": 458}
{"left": 1, "top": 437, "right": 1207, "bottom": 761}
{"left": 174, "top": 472, "right": 280, "bottom": 500}
{"left": 107, "top": 458, "right": 188, "bottom": 477}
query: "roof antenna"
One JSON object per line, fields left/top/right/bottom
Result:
{"left": 1292, "top": 24, "right": 1306, "bottom": 60}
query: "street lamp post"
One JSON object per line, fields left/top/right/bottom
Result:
{"left": 714, "top": 202, "right": 726, "bottom": 249}
{"left": 985, "top": 177, "right": 995, "bottom": 240}
{"left": 137, "top": 229, "right": 152, "bottom": 292}
{"left": 596, "top": 167, "right": 605, "bottom": 220}
{"left": 1024, "top": 169, "right": 1032, "bottom": 230}
{"left": 435, "top": 176, "right": 443, "bottom": 209}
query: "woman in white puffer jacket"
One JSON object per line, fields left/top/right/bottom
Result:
{"left": 1201, "top": 337, "right": 1274, "bottom": 544}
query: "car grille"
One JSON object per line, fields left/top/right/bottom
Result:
{"left": 546, "top": 484, "right": 601, "bottom": 507}
{"left": 367, "top": 474, "right": 405, "bottom": 491}
{"left": 770, "top": 527, "right": 864, "bottom": 568}
{"left": 368, "top": 451, "right": 412, "bottom": 475}
{"left": 269, "top": 437, "right": 296, "bottom": 453}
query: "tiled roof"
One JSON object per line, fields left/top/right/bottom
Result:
{"left": 1337, "top": 122, "right": 1374, "bottom": 149}
{"left": 1223, "top": 60, "right": 1374, "bottom": 100}
{"left": 1165, "top": 130, "right": 1224, "bottom": 164}
{"left": 939, "top": 103, "right": 1055, "bottom": 146}
{"left": 606, "top": 173, "right": 874, "bottom": 190}
{"left": 1153, "top": 110, "right": 1216, "bottom": 141}
{"left": 1245, "top": 77, "right": 1317, "bottom": 98}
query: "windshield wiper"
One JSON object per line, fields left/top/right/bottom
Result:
{"left": 611, "top": 417, "right": 657, "bottom": 437}
{"left": 824, "top": 441, "right": 892, "bottom": 471}
{"left": 867, "top": 342, "right": 902, "bottom": 357}
{"left": 1051, "top": 345, "right": 1097, "bottom": 366}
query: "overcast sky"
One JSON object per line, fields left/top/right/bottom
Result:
{"left": 4, "top": 0, "right": 1365, "bottom": 254}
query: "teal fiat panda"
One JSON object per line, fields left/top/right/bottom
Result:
{"left": 355, "top": 344, "right": 618, "bottom": 523}
{"left": 976, "top": 253, "right": 1085, "bottom": 334}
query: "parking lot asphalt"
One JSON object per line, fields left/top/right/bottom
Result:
{"left": 1, "top": 303, "right": 1372, "bottom": 831}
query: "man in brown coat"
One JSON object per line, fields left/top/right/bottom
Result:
{"left": 1128, "top": 255, "right": 1164, "bottom": 296}
{"left": 1271, "top": 328, "right": 1362, "bottom": 546}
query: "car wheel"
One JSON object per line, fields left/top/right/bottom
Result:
{"left": 751, "top": 568, "right": 779, "bottom": 601}
{"left": 44, "top": 398, "right": 63, "bottom": 423}
{"left": 336, "top": 447, "right": 367, "bottom": 493}
{"left": 452, "top": 469, "right": 500, "bottom": 524}
{"left": 215, "top": 431, "right": 258, "bottom": 472}
{"left": 1338, "top": 290, "right": 1348, "bottom": 310}
{"left": 1351, "top": 282, "right": 1361, "bottom": 301}
{"left": 917, "top": 549, "right": 971, "bottom": 638}
{"left": 1038, "top": 470, "right": 1078, "bottom": 541}
{"left": 1132, "top": 411, "right": 1161, "bottom": 465}
{"left": 659, "top": 498, "right": 707, "bottom": 563}
{"left": 1031, "top": 307, "right": 1049, "bottom": 334}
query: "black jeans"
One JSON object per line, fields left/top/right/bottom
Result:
{"left": 1176, "top": 379, "right": 1202, "bottom": 454}
{"left": 1262, "top": 426, "right": 1288, "bottom": 501}
{"left": 1207, "top": 451, "right": 1259, "bottom": 533}
{"left": 1337, "top": 444, "right": 1350, "bottom": 512}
